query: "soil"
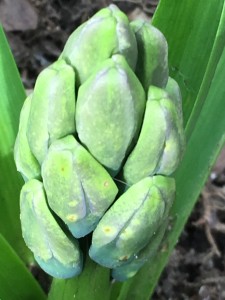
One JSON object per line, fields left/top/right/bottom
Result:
{"left": 1, "top": 1, "right": 225, "bottom": 299}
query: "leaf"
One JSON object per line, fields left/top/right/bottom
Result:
{"left": 0, "top": 25, "right": 32, "bottom": 262}
{"left": 153, "top": 0, "right": 225, "bottom": 134}
{"left": 48, "top": 256, "right": 111, "bottom": 300}
{"left": 113, "top": 1, "right": 225, "bottom": 299}
{"left": 0, "top": 234, "right": 46, "bottom": 300}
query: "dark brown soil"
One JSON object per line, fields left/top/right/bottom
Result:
{"left": 1, "top": 1, "right": 225, "bottom": 299}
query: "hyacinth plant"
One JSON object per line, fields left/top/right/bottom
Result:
{"left": 1, "top": 1, "right": 225, "bottom": 300}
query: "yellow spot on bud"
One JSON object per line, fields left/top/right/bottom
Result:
{"left": 68, "top": 201, "right": 77, "bottom": 207}
{"left": 66, "top": 214, "right": 78, "bottom": 222}
{"left": 119, "top": 255, "right": 129, "bottom": 262}
{"left": 104, "top": 181, "right": 109, "bottom": 187}
{"left": 103, "top": 226, "right": 112, "bottom": 233}
{"left": 119, "top": 228, "right": 133, "bottom": 241}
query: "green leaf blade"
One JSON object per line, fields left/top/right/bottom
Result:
{"left": 0, "top": 234, "right": 46, "bottom": 300}
{"left": 0, "top": 25, "right": 31, "bottom": 262}
{"left": 152, "top": 0, "right": 224, "bottom": 128}
{"left": 48, "top": 257, "right": 111, "bottom": 300}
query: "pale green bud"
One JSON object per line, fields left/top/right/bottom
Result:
{"left": 112, "top": 221, "right": 168, "bottom": 281}
{"left": 114, "top": 174, "right": 175, "bottom": 281}
{"left": 123, "top": 86, "right": 185, "bottom": 185}
{"left": 76, "top": 54, "right": 146, "bottom": 176}
{"left": 61, "top": 4, "right": 137, "bottom": 84}
{"left": 27, "top": 59, "right": 76, "bottom": 164}
{"left": 20, "top": 179, "right": 82, "bottom": 278}
{"left": 42, "top": 135, "right": 118, "bottom": 238}
{"left": 131, "top": 20, "right": 168, "bottom": 92}
{"left": 151, "top": 86, "right": 185, "bottom": 175}
{"left": 165, "top": 76, "right": 184, "bottom": 122}
{"left": 14, "top": 94, "right": 41, "bottom": 181}
{"left": 89, "top": 176, "right": 175, "bottom": 268}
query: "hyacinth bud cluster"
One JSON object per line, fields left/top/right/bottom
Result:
{"left": 14, "top": 4, "right": 185, "bottom": 281}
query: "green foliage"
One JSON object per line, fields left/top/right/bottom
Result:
{"left": 0, "top": 234, "right": 46, "bottom": 300}
{"left": 0, "top": 24, "right": 47, "bottom": 300}
{"left": 0, "top": 26, "right": 32, "bottom": 263}
{"left": 48, "top": 257, "right": 111, "bottom": 300}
